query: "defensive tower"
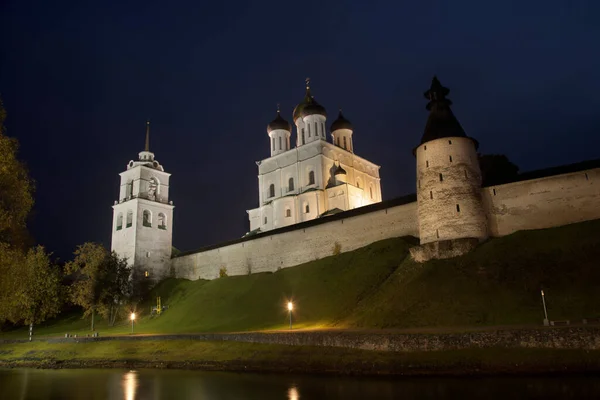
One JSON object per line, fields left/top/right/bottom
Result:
{"left": 414, "top": 77, "right": 487, "bottom": 245}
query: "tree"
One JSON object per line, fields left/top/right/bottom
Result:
{"left": 478, "top": 154, "right": 520, "bottom": 186}
{"left": 65, "top": 243, "right": 131, "bottom": 330}
{"left": 0, "top": 96, "right": 34, "bottom": 248}
{"left": 0, "top": 244, "right": 63, "bottom": 327}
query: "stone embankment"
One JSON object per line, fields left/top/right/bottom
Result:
{"left": 31, "top": 326, "right": 600, "bottom": 352}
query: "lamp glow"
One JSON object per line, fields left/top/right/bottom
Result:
{"left": 287, "top": 301, "right": 293, "bottom": 329}
{"left": 130, "top": 312, "right": 136, "bottom": 334}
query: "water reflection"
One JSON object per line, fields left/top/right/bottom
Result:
{"left": 288, "top": 385, "right": 300, "bottom": 400}
{"left": 1, "top": 368, "right": 600, "bottom": 399}
{"left": 122, "top": 371, "right": 138, "bottom": 400}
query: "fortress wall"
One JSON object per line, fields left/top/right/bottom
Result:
{"left": 173, "top": 201, "right": 419, "bottom": 280}
{"left": 483, "top": 168, "right": 600, "bottom": 236}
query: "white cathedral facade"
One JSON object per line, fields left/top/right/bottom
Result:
{"left": 246, "top": 81, "right": 382, "bottom": 234}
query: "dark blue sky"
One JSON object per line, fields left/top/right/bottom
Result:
{"left": 1, "top": 1, "right": 599, "bottom": 260}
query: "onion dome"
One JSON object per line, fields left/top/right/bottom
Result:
{"left": 420, "top": 76, "right": 469, "bottom": 145}
{"left": 330, "top": 109, "right": 353, "bottom": 131}
{"left": 301, "top": 98, "right": 327, "bottom": 118}
{"left": 267, "top": 109, "right": 291, "bottom": 134}
{"left": 293, "top": 78, "right": 327, "bottom": 120}
{"left": 334, "top": 163, "right": 347, "bottom": 175}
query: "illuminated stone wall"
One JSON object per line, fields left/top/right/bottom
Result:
{"left": 484, "top": 167, "right": 600, "bottom": 237}
{"left": 173, "top": 201, "right": 419, "bottom": 280}
{"left": 174, "top": 166, "right": 600, "bottom": 280}
{"left": 415, "top": 136, "right": 488, "bottom": 245}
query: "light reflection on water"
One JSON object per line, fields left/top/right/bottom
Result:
{"left": 1, "top": 368, "right": 600, "bottom": 399}
{"left": 123, "top": 371, "right": 138, "bottom": 400}
{"left": 287, "top": 385, "right": 299, "bottom": 400}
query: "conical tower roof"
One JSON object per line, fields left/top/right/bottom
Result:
{"left": 420, "top": 76, "right": 469, "bottom": 144}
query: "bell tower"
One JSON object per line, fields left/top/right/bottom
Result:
{"left": 111, "top": 121, "right": 174, "bottom": 282}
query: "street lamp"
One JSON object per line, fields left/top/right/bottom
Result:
{"left": 541, "top": 290, "right": 549, "bottom": 326}
{"left": 130, "top": 312, "right": 136, "bottom": 334}
{"left": 287, "top": 301, "right": 293, "bottom": 329}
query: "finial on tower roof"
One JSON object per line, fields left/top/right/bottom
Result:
{"left": 145, "top": 120, "right": 150, "bottom": 152}
{"left": 276, "top": 103, "right": 281, "bottom": 114}
{"left": 305, "top": 77, "right": 310, "bottom": 89}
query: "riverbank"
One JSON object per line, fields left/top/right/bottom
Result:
{"left": 2, "top": 326, "right": 600, "bottom": 376}
{"left": 1, "top": 340, "right": 599, "bottom": 376}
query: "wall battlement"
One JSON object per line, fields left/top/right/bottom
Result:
{"left": 173, "top": 165, "right": 600, "bottom": 280}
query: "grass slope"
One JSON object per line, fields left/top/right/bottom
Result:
{"left": 346, "top": 219, "right": 600, "bottom": 328}
{"left": 142, "top": 236, "right": 418, "bottom": 333}
{"left": 3, "top": 220, "right": 600, "bottom": 338}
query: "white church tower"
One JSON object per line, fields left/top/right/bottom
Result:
{"left": 111, "top": 121, "right": 174, "bottom": 281}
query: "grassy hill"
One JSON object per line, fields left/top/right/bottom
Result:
{"left": 3, "top": 219, "right": 600, "bottom": 338}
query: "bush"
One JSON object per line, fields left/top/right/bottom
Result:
{"left": 219, "top": 267, "right": 228, "bottom": 278}
{"left": 332, "top": 241, "right": 342, "bottom": 256}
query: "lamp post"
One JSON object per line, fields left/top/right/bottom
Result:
{"left": 287, "top": 301, "right": 293, "bottom": 329}
{"left": 130, "top": 312, "right": 136, "bottom": 334}
{"left": 541, "top": 290, "right": 549, "bottom": 326}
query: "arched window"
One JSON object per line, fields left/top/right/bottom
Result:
{"left": 314, "top": 122, "right": 318, "bottom": 138}
{"left": 285, "top": 208, "right": 291, "bottom": 218}
{"left": 370, "top": 186, "right": 374, "bottom": 199}
{"left": 288, "top": 177, "right": 294, "bottom": 191}
{"left": 343, "top": 137, "right": 347, "bottom": 149}
{"left": 272, "top": 138, "right": 275, "bottom": 151}
{"left": 308, "top": 171, "right": 315, "bottom": 185}
{"left": 143, "top": 210, "right": 152, "bottom": 227}
{"left": 269, "top": 184, "right": 275, "bottom": 198}
{"left": 279, "top": 136, "right": 282, "bottom": 150}
{"left": 356, "top": 178, "right": 361, "bottom": 189}
{"left": 158, "top": 213, "right": 167, "bottom": 230}
{"left": 264, "top": 217, "right": 267, "bottom": 225}
{"left": 148, "top": 177, "right": 159, "bottom": 200}
{"left": 305, "top": 204, "right": 310, "bottom": 213}
{"left": 126, "top": 210, "right": 133, "bottom": 228}
{"left": 308, "top": 123, "right": 311, "bottom": 137}
{"left": 116, "top": 213, "right": 123, "bottom": 231}
{"left": 301, "top": 129, "right": 305, "bottom": 144}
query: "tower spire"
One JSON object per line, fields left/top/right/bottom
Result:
{"left": 420, "top": 76, "right": 466, "bottom": 144}
{"left": 145, "top": 120, "right": 150, "bottom": 152}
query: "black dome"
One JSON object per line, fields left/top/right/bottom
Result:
{"left": 267, "top": 110, "right": 291, "bottom": 134}
{"left": 293, "top": 82, "right": 327, "bottom": 120}
{"left": 331, "top": 110, "right": 353, "bottom": 131}
{"left": 334, "top": 164, "right": 347, "bottom": 175}
{"left": 301, "top": 99, "right": 327, "bottom": 118}
{"left": 293, "top": 90, "right": 311, "bottom": 121}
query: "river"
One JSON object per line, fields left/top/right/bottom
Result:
{"left": 1, "top": 368, "right": 599, "bottom": 399}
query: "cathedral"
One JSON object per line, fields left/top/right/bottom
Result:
{"left": 246, "top": 79, "right": 382, "bottom": 234}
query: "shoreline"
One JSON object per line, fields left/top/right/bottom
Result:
{"left": 1, "top": 338, "right": 599, "bottom": 377}
{"left": 2, "top": 358, "right": 600, "bottom": 377}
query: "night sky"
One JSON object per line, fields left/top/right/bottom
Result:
{"left": 1, "top": 1, "right": 599, "bottom": 260}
